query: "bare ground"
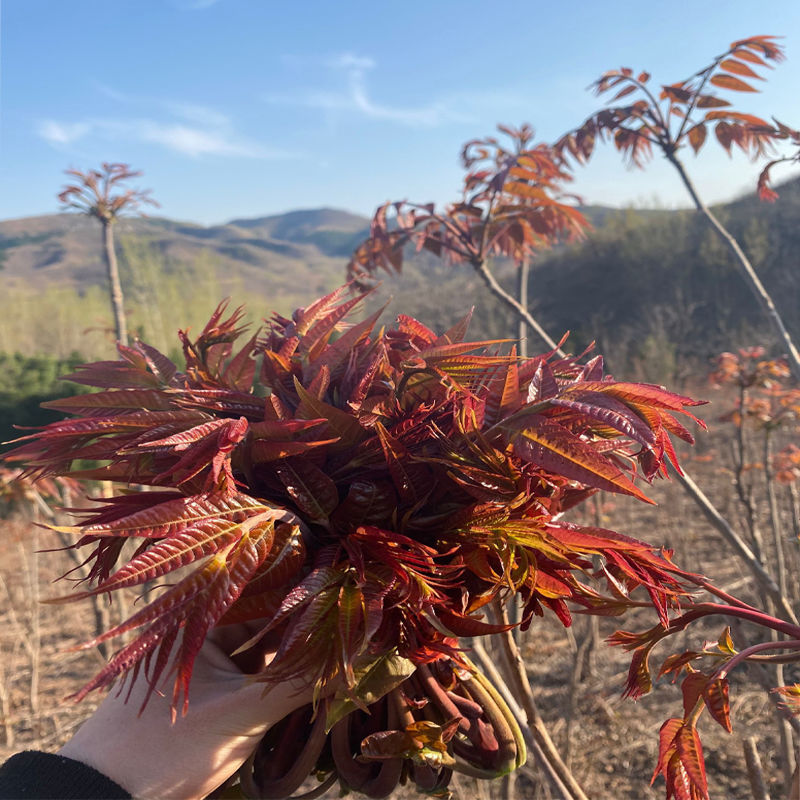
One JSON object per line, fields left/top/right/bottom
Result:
{"left": 1, "top": 415, "right": 798, "bottom": 799}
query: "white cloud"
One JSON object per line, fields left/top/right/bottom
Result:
{"left": 135, "top": 121, "right": 281, "bottom": 158}
{"left": 266, "top": 51, "right": 473, "bottom": 128}
{"left": 36, "top": 105, "right": 297, "bottom": 160}
{"left": 37, "top": 120, "right": 91, "bottom": 145}
{"left": 326, "top": 53, "right": 376, "bottom": 72}
{"left": 166, "top": 102, "right": 231, "bottom": 129}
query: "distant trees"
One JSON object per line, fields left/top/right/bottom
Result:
{"left": 0, "top": 352, "right": 82, "bottom": 444}
{"left": 58, "top": 163, "right": 158, "bottom": 346}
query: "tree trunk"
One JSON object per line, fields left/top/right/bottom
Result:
{"left": 102, "top": 221, "right": 128, "bottom": 346}
{"left": 473, "top": 257, "right": 565, "bottom": 356}
{"left": 517, "top": 258, "right": 529, "bottom": 358}
{"left": 666, "top": 152, "right": 800, "bottom": 380}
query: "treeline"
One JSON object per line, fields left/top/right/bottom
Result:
{"left": 363, "top": 179, "right": 800, "bottom": 385}
{"left": 1, "top": 178, "right": 798, "bottom": 385}
{"left": 0, "top": 352, "right": 83, "bottom": 446}
{"left": 527, "top": 179, "right": 800, "bottom": 382}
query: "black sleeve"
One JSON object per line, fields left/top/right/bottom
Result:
{"left": 0, "top": 751, "right": 131, "bottom": 799}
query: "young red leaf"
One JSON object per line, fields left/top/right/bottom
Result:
{"left": 69, "top": 516, "right": 280, "bottom": 717}
{"left": 275, "top": 458, "right": 339, "bottom": 523}
{"left": 511, "top": 416, "right": 654, "bottom": 503}
{"left": 652, "top": 718, "right": 683, "bottom": 783}
{"left": 338, "top": 583, "right": 367, "bottom": 683}
{"left": 710, "top": 74, "right": 757, "bottom": 92}
{"left": 676, "top": 725, "right": 708, "bottom": 799}
{"left": 687, "top": 124, "right": 707, "bottom": 154}
{"left": 703, "top": 678, "right": 732, "bottom": 732}
{"left": 719, "top": 59, "right": 763, "bottom": 80}
{"left": 696, "top": 95, "right": 731, "bottom": 109}
{"left": 680, "top": 671, "right": 708, "bottom": 717}
{"left": 772, "top": 683, "right": 800, "bottom": 716}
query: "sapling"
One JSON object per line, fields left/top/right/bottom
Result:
{"left": 555, "top": 35, "right": 800, "bottom": 380}
{"left": 58, "top": 163, "right": 158, "bottom": 348}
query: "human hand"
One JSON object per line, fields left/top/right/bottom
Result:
{"left": 59, "top": 623, "right": 313, "bottom": 800}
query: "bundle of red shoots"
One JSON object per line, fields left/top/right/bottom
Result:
{"left": 7, "top": 286, "right": 705, "bottom": 798}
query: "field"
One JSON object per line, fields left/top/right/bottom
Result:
{"left": 1, "top": 386, "right": 797, "bottom": 799}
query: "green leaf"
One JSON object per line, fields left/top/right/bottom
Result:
{"left": 325, "top": 651, "right": 416, "bottom": 731}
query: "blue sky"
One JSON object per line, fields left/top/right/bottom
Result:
{"left": 2, "top": 0, "right": 800, "bottom": 225}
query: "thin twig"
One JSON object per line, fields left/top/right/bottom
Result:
{"left": 742, "top": 736, "right": 771, "bottom": 800}
{"left": 487, "top": 601, "right": 590, "bottom": 800}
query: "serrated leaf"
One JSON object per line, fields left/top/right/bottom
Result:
{"left": 134, "top": 340, "right": 178, "bottom": 385}
{"left": 49, "top": 491, "right": 281, "bottom": 539}
{"left": 657, "top": 650, "right": 703, "bottom": 679}
{"left": 221, "top": 334, "right": 258, "bottom": 391}
{"left": 375, "top": 422, "right": 430, "bottom": 503}
{"left": 652, "top": 718, "right": 682, "bottom": 782}
{"left": 676, "top": 725, "right": 708, "bottom": 798}
{"left": 70, "top": 517, "right": 278, "bottom": 717}
{"left": 293, "top": 377, "right": 364, "bottom": 446}
{"left": 338, "top": 583, "right": 366, "bottom": 683}
{"left": 41, "top": 389, "right": 174, "bottom": 414}
{"left": 297, "top": 291, "right": 370, "bottom": 359}
{"left": 703, "top": 678, "right": 732, "bottom": 733}
{"left": 512, "top": 416, "right": 653, "bottom": 503}
{"left": 275, "top": 458, "right": 339, "bottom": 522}
{"left": 681, "top": 672, "right": 708, "bottom": 717}
{"left": 622, "top": 644, "right": 653, "bottom": 699}
{"left": 552, "top": 390, "right": 656, "bottom": 446}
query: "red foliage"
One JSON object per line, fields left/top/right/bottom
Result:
{"left": 348, "top": 124, "right": 587, "bottom": 285}
{"left": 7, "top": 287, "right": 704, "bottom": 719}
{"left": 10, "top": 291, "right": 800, "bottom": 798}
{"left": 58, "top": 163, "right": 158, "bottom": 222}
{"left": 554, "top": 36, "right": 793, "bottom": 199}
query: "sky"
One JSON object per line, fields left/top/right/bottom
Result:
{"left": 2, "top": 0, "right": 800, "bottom": 226}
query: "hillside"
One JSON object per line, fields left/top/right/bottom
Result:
{"left": 0, "top": 207, "right": 370, "bottom": 294}
{"left": 528, "top": 176, "right": 800, "bottom": 381}
{"left": 1, "top": 177, "right": 799, "bottom": 374}
{"left": 0, "top": 208, "right": 371, "bottom": 358}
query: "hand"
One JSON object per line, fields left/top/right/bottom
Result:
{"left": 59, "top": 623, "right": 313, "bottom": 800}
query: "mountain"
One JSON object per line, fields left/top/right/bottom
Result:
{"left": 529, "top": 176, "right": 800, "bottom": 381}
{"left": 1, "top": 177, "right": 799, "bottom": 376}
{"left": 0, "top": 208, "right": 371, "bottom": 359}
{"left": 0, "top": 208, "right": 370, "bottom": 292}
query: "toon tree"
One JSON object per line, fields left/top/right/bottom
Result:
{"left": 58, "top": 163, "right": 158, "bottom": 347}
